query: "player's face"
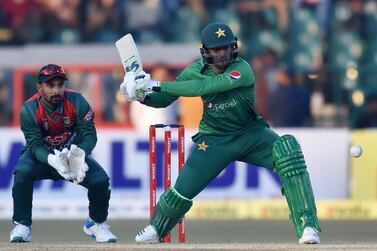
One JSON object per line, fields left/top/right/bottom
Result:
{"left": 38, "top": 77, "right": 65, "bottom": 108}
{"left": 208, "top": 45, "right": 232, "bottom": 72}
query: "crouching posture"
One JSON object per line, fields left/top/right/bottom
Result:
{"left": 121, "top": 23, "right": 321, "bottom": 244}
{"left": 10, "top": 64, "right": 117, "bottom": 243}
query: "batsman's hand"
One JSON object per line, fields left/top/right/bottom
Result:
{"left": 120, "top": 71, "right": 137, "bottom": 101}
{"left": 135, "top": 72, "right": 160, "bottom": 92}
{"left": 48, "top": 148, "right": 76, "bottom": 181}
{"left": 67, "top": 144, "right": 89, "bottom": 184}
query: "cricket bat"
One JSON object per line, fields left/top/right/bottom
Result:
{"left": 115, "top": 34, "right": 143, "bottom": 74}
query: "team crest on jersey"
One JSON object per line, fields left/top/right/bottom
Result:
{"left": 63, "top": 116, "right": 73, "bottom": 127}
{"left": 229, "top": 71, "right": 241, "bottom": 81}
{"left": 43, "top": 119, "right": 48, "bottom": 130}
{"left": 83, "top": 109, "right": 94, "bottom": 122}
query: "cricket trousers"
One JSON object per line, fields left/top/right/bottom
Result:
{"left": 174, "top": 122, "right": 279, "bottom": 199}
{"left": 12, "top": 150, "right": 111, "bottom": 226}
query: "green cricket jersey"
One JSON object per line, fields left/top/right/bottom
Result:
{"left": 145, "top": 58, "right": 264, "bottom": 134}
{"left": 20, "top": 90, "right": 97, "bottom": 164}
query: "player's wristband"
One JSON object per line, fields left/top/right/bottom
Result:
{"left": 152, "top": 86, "right": 161, "bottom": 92}
{"left": 151, "top": 81, "right": 161, "bottom": 92}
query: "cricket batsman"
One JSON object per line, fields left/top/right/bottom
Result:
{"left": 10, "top": 64, "right": 117, "bottom": 243}
{"left": 121, "top": 23, "right": 321, "bottom": 244}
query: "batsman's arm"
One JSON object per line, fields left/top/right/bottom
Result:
{"left": 74, "top": 94, "right": 97, "bottom": 156}
{"left": 20, "top": 106, "right": 51, "bottom": 164}
{"left": 158, "top": 60, "right": 254, "bottom": 97}
{"left": 142, "top": 92, "right": 179, "bottom": 108}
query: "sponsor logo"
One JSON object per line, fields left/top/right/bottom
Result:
{"left": 214, "top": 98, "right": 237, "bottom": 111}
{"left": 229, "top": 71, "right": 241, "bottom": 81}
{"left": 83, "top": 109, "right": 94, "bottom": 122}
{"left": 44, "top": 132, "right": 77, "bottom": 151}
{"left": 204, "top": 99, "right": 238, "bottom": 111}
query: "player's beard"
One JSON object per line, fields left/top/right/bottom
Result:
{"left": 212, "top": 54, "right": 232, "bottom": 72}
{"left": 44, "top": 94, "right": 63, "bottom": 108}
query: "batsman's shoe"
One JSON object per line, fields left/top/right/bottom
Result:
{"left": 299, "top": 227, "right": 320, "bottom": 244}
{"left": 10, "top": 223, "right": 31, "bottom": 243}
{"left": 83, "top": 219, "right": 117, "bottom": 243}
{"left": 135, "top": 225, "right": 160, "bottom": 243}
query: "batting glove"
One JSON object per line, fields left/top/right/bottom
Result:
{"left": 120, "top": 71, "right": 137, "bottom": 101}
{"left": 135, "top": 74, "right": 161, "bottom": 92}
{"left": 67, "top": 144, "right": 89, "bottom": 184}
{"left": 47, "top": 148, "right": 75, "bottom": 181}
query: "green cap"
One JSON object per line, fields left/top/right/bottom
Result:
{"left": 200, "top": 23, "right": 236, "bottom": 49}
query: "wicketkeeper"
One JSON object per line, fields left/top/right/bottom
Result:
{"left": 10, "top": 64, "right": 117, "bottom": 243}
{"left": 121, "top": 23, "right": 321, "bottom": 244}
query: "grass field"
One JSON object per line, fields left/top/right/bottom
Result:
{"left": 1, "top": 219, "right": 377, "bottom": 250}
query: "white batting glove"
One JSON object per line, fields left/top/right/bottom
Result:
{"left": 135, "top": 73, "right": 160, "bottom": 92}
{"left": 120, "top": 71, "right": 137, "bottom": 101}
{"left": 67, "top": 144, "right": 89, "bottom": 184}
{"left": 67, "top": 145, "right": 88, "bottom": 184}
{"left": 47, "top": 148, "right": 75, "bottom": 181}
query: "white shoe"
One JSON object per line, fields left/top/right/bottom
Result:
{"left": 10, "top": 223, "right": 31, "bottom": 243}
{"left": 83, "top": 219, "right": 117, "bottom": 243}
{"left": 299, "top": 227, "right": 320, "bottom": 244}
{"left": 135, "top": 225, "right": 160, "bottom": 243}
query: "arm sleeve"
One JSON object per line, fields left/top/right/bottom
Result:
{"left": 159, "top": 62, "right": 254, "bottom": 97}
{"left": 143, "top": 92, "right": 179, "bottom": 108}
{"left": 20, "top": 106, "right": 51, "bottom": 164}
{"left": 75, "top": 95, "right": 97, "bottom": 156}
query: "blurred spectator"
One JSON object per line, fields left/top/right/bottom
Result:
{"left": 0, "top": 0, "right": 39, "bottom": 44}
{"left": 352, "top": 91, "right": 377, "bottom": 128}
{"left": 0, "top": 80, "right": 12, "bottom": 125}
{"left": 83, "top": 0, "right": 121, "bottom": 43}
{"left": 123, "top": 0, "right": 161, "bottom": 43}
{"left": 267, "top": 67, "right": 311, "bottom": 127}
{"left": 2, "top": 0, "right": 377, "bottom": 128}
{"left": 251, "top": 49, "right": 279, "bottom": 120}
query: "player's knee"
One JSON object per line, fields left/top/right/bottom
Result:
{"left": 13, "top": 165, "right": 35, "bottom": 183}
{"left": 272, "top": 134, "right": 307, "bottom": 175}
{"left": 90, "top": 173, "right": 110, "bottom": 189}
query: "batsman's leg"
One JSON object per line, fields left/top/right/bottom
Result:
{"left": 273, "top": 135, "right": 321, "bottom": 244}
{"left": 136, "top": 133, "right": 234, "bottom": 243}
{"left": 135, "top": 187, "right": 193, "bottom": 243}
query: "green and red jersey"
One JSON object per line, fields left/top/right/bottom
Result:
{"left": 145, "top": 58, "right": 265, "bottom": 134}
{"left": 20, "top": 90, "right": 97, "bottom": 164}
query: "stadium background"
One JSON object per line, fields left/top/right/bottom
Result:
{"left": 1, "top": 0, "right": 377, "bottom": 234}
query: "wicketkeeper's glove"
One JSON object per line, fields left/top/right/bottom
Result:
{"left": 47, "top": 148, "right": 75, "bottom": 181}
{"left": 67, "top": 144, "right": 89, "bottom": 184}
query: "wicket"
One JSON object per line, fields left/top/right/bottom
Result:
{"left": 149, "top": 124, "right": 186, "bottom": 243}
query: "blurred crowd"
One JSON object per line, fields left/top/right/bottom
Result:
{"left": 1, "top": 0, "right": 377, "bottom": 129}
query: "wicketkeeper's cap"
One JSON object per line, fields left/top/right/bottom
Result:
{"left": 38, "top": 64, "right": 68, "bottom": 83}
